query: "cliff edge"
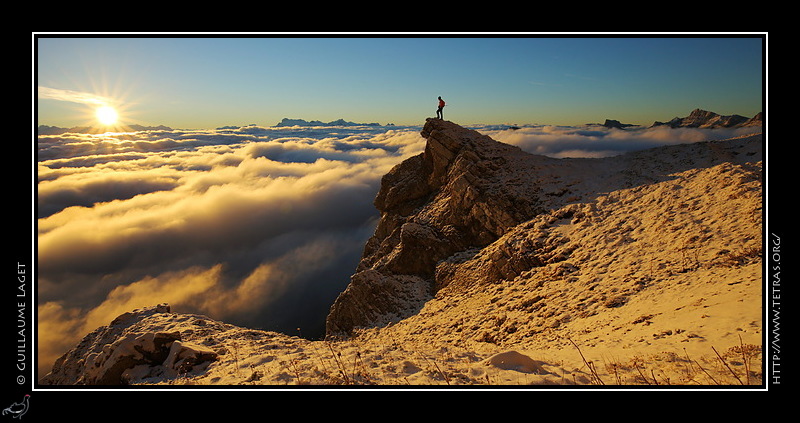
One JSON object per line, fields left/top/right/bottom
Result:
{"left": 325, "top": 118, "right": 763, "bottom": 339}
{"left": 325, "top": 119, "right": 550, "bottom": 335}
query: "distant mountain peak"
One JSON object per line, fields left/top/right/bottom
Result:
{"left": 651, "top": 108, "right": 762, "bottom": 129}
{"left": 274, "top": 118, "right": 382, "bottom": 127}
{"left": 37, "top": 124, "right": 173, "bottom": 135}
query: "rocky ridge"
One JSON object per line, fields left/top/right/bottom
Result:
{"left": 651, "top": 108, "right": 762, "bottom": 128}
{"left": 325, "top": 117, "right": 762, "bottom": 337}
{"left": 36, "top": 124, "right": 174, "bottom": 135}
{"left": 326, "top": 119, "right": 549, "bottom": 335}
{"left": 40, "top": 304, "right": 222, "bottom": 385}
{"left": 274, "top": 118, "right": 383, "bottom": 127}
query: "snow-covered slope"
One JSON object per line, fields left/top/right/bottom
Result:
{"left": 41, "top": 118, "right": 763, "bottom": 386}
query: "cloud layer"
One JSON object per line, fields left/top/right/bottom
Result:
{"left": 36, "top": 124, "right": 425, "bottom": 376}
{"left": 480, "top": 124, "right": 762, "bottom": 158}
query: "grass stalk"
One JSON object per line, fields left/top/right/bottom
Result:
{"left": 693, "top": 359, "right": 719, "bottom": 385}
{"left": 326, "top": 341, "right": 351, "bottom": 385}
{"left": 289, "top": 355, "right": 302, "bottom": 385}
{"left": 738, "top": 335, "right": 751, "bottom": 385}
{"left": 633, "top": 362, "right": 652, "bottom": 385}
{"left": 712, "top": 346, "right": 744, "bottom": 385}
{"left": 567, "top": 337, "right": 604, "bottom": 385}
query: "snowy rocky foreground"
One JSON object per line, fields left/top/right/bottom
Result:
{"left": 41, "top": 119, "right": 764, "bottom": 387}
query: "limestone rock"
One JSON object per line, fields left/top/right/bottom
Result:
{"left": 326, "top": 119, "right": 546, "bottom": 336}
{"left": 326, "top": 118, "right": 764, "bottom": 338}
{"left": 40, "top": 304, "right": 218, "bottom": 385}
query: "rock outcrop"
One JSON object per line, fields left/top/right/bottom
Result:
{"left": 602, "top": 119, "right": 636, "bottom": 129}
{"left": 325, "top": 117, "right": 763, "bottom": 337}
{"left": 325, "top": 119, "right": 549, "bottom": 335}
{"left": 40, "top": 304, "right": 219, "bottom": 385}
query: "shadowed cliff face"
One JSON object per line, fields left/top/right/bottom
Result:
{"left": 369, "top": 119, "right": 550, "bottom": 269}
{"left": 325, "top": 118, "right": 763, "bottom": 337}
{"left": 325, "top": 119, "right": 548, "bottom": 335}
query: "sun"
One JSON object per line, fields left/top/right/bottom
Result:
{"left": 95, "top": 105, "right": 119, "bottom": 126}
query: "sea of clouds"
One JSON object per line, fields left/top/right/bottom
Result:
{"left": 35, "top": 121, "right": 762, "bottom": 377}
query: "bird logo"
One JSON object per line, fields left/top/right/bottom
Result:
{"left": 2, "top": 395, "right": 29, "bottom": 419}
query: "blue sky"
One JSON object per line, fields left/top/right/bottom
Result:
{"left": 35, "top": 35, "right": 764, "bottom": 129}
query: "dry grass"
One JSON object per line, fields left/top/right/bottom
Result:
{"left": 245, "top": 333, "right": 763, "bottom": 387}
{"left": 569, "top": 335, "right": 762, "bottom": 386}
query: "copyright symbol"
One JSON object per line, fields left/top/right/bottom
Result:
{"left": 16, "top": 375, "right": 25, "bottom": 385}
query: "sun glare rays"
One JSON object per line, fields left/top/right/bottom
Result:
{"left": 38, "top": 85, "right": 145, "bottom": 133}
{"left": 84, "top": 101, "right": 131, "bottom": 133}
{"left": 95, "top": 105, "right": 119, "bottom": 126}
{"left": 82, "top": 96, "right": 140, "bottom": 134}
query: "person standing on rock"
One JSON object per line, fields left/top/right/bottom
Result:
{"left": 436, "top": 96, "right": 445, "bottom": 119}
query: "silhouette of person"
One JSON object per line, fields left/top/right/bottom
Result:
{"left": 436, "top": 96, "right": 445, "bottom": 119}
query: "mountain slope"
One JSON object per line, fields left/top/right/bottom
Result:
{"left": 326, "top": 118, "right": 762, "bottom": 335}
{"left": 326, "top": 119, "right": 549, "bottom": 335}
{"left": 41, "top": 119, "right": 763, "bottom": 386}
